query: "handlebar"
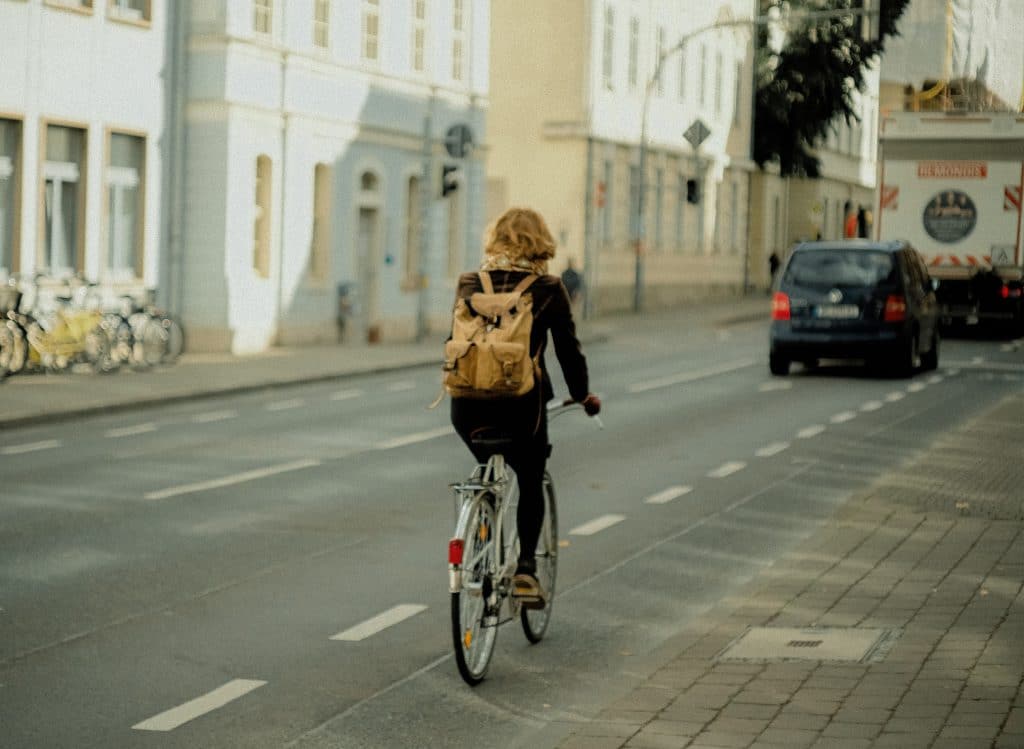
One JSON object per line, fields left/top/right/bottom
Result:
{"left": 547, "top": 399, "right": 604, "bottom": 429}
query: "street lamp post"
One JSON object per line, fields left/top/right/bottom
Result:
{"left": 631, "top": 3, "right": 879, "bottom": 313}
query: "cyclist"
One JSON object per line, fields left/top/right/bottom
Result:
{"left": 450, "top": 206, "right": 601, "bottom": 605}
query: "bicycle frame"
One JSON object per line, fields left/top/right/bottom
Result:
{"left": 448, "top": 454, "right": 519, "bottom": 597}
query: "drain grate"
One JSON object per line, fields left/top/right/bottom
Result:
{"left": 718, "top": 627, "right": 900, "bottom": 663}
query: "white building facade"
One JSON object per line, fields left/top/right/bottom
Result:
{"left": 0, "top": 0, "right": 164, "bottom": 293}
{"left": 175, "top": 0, "right": 490, "bottom": 353}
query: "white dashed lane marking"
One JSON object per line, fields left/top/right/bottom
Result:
{"left": 385, "top": 381, "right": 416, "bottom": 392}
{"left": 375, "top": 427, "right": 455, "bottom": 450}
{"left": 755, "top": 442, "right": 790, "bottom": 458}
{"left": 132, "top": 679, "right": 267, "bottom": 732}
{"left": 144, "top": 459, "right": 320, "bottom": 500}
{"left": 907, "top": 383, "right": 926, "bottom": 393}
{"left": 926, "top": 375, "right": 944, "bottom": 385}
{"left": 885, "top": 392, "right": 905, "bottom": 402}
{"left": 758, "top": 381, "right": 793, "bottom": 392}
{"left": 192, "top": 410, "right": 238, "bottom": 423}
{"left": 628, "top": 360, "right": 757, "bottom": 393}
{"left": 570, "top": 514, "right": 626, "bottom": 536}
{"left": 330, "top": 389, "right": 364, "bottom": 401}
{"left": 796, "top": 425, "right": 826, "bottom": 439}
{"left": 105, "top": 423, "right": 157, "bottom": 438}
{"left": 707, "top": 461, "right": 746, "bottom": 478}
{"left": 1, "top": 440, "right": 62, "bottom": 455}
{"left": 644, "top": 486, "right": 692, "bottom": 505}
{"left": 860, "top": 401, "right": 884, "bottom": 412}
{"left": 266, "top": 398, "right": 304, "bottom": 411}
{"left": 829, "top": 412, "right": 857, "bottom": 424}
{"left": 330, "top": 604, "right": 428, "bottom": 642}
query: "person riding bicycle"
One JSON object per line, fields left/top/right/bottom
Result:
{"left": 450, "top": 206, "right": 601, "bottom": 605}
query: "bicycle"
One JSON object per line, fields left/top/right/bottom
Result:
{"left": 447, "top": 401, "right": 596, "bottom": 685}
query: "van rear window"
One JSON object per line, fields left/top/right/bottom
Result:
{"left": 783, "top": 250, "right": 896, "bottom": 289}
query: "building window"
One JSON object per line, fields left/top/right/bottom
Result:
{"left": 412, "top": 0, "right": 426, "bottom": 72}
{"left": 404, "top": 175, "right": 420, "bottom": 284}
{"left": 655, "top": 27, "right": 665, "bottom": 96}
{"left": 253, "top": 155, "right": 272, "bottom": 278}
{"left": 42, "top": 124, "right": 86, "bottom": 275}
{"left": 310, "top": 164, "right": 331, "bottom": 282}
{"left": 734, "top": 62, "right": 742, "bottom": 126}
{"left": 0, "top": 119, "right": 21, "bottom": 275}
{"left": 109, "top": 0, "right": 150, "bottom": 22}
{"left": 451, "top": 0, "right": 465, "bottom": 81}
{"left": 714, "top": 51, "right": 723, "bottom": 115}
{"left": 678, "top": 52, "right": 686, "bottom": 101}
{"left": 46, "top": 0, "right": 93, "bottom": 13}
{"left": 601, "top": 5, "right": 614, "bottom": 90}
{"left": 106, "top": 133, "right": 145, "bottom": 280}
{"left": 601, "top": 160, "right": 613, "bottom": 245}
{"left": 699, "top": 45, "right": 708, "bottom": 109}
{"left": 362, "top": 0, "right": 380, "bottom": 61}
{"left": 313, "top": 0, "right": 330, "bottom": 48}
{"left": 628, "top": 17, "right": 639, "bottom": 91}
{"left": 254, "top": 0, "right": 272, "bottom": 35}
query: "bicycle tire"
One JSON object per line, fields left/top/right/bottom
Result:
{"left": 451, "top": 496, "right": 499, "bottom": 685}
{"left": 521, "top": 472, "right": 558, "bottom": 643}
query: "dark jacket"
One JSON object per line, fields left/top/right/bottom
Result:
{"left": 453, "top": 270, "right": 589, "bottom": 404}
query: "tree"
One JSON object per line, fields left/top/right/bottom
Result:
{"left": 753, "top": 0, "right": 911, "bottom": 177}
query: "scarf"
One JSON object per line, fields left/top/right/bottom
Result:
{"left": 479, "top": 252, "right": 549, "bottom": 276}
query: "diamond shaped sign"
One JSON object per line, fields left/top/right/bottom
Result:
{"left": 684, "top": 119, "right": 711, "bottom": 150}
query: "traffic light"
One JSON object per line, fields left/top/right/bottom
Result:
{"left": 686, "top": 178, "right": 700, "bottom": 204}
{"left": 441, "top": 164, "right": 459, "bottom": 198}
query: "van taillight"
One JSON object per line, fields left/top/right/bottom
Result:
{"left": 448, "top": 538, "right": 464, "bottom": 565}
{"left": 771, "top": 292, "right": 791, "bottom": 321}
{"left": 884, "top": 295, "right": 907, "bottom": 322}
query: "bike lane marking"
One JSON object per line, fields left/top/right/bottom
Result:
{"left": 330, "top": 388, "right": 364, "bottom": 401}
{"left": 105, "top": 423, "right": 157, "bottom": 438}
{"left": 627, "top": 359, "right": 757, "bottom": 394}
{"left": 707, "top": 461, "right": 746, "bottom": 478}
{"left": 330, "top": 604, "right": 429, "bottom": 642}
{"left": 144, "top": 459, "right": 320, "bottom": 500}
{"left": 266, "top": 398, "right": 305, "bottom": 411}
{"left": 132, "top": 679, "right": 267, "bottom": 732}
{"left": 1, "top": 439, "right": 62, "bottom": 455}
{"left": 644, "top": 486, "right": 692, "bottom": 505}
{"left": 570, "top": 514, "right": 626, "bottom": 536}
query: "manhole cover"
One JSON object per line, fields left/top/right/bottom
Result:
{"left": 717, "top": 627, "right": 899, "bottom": 663}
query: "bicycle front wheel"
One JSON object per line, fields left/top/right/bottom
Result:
{"left": 451, "top": 496, "right": 499, "bottom": 685}
{"left": 521, "top": 472, "right": 558, "bottom": 643}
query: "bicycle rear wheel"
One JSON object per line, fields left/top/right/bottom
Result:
{"left": 521, "top": 473, "right": 558, "bottom": 643}
{"left": 451, "top": 496, "right": 499, "bottom": 685}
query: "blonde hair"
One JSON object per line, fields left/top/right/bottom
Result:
{"left": 483, "top": 207, "right": 557, "bottom": 264}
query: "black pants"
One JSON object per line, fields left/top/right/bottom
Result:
{"left": 451, "top": 391, "right": 549, "bottom": 565}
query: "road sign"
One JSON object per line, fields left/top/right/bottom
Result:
{"left": 444, "top": 124, "right": 474, "bottom": 159}
{"left": 684, "top": 119, "right": 711, "bottom": 150}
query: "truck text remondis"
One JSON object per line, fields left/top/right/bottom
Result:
{"left": 876, "top": 112, "right": 1024, "bottom": 331}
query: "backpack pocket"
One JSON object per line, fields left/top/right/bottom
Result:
{"left": 443, "top": 340, "right": 477, "bottom": 392}
{"left": 480, "top": 341, "right": 533, "bottom": 394}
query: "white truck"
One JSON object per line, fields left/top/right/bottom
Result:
{"left": 875, "top": 112, "right": 1024, "bottom": 331}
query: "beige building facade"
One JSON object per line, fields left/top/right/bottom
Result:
{"left": 488, "top": 0, "right": 759, "bottom": 314}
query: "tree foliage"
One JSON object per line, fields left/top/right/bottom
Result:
{"left": 753, "top": 0, "right": 911, "bottom": 177}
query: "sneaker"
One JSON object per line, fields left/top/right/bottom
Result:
{"left": 512, "top": 564, "right": 547, "bottom": 609}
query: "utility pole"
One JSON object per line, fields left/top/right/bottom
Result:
{"left": 416, "top": 90, "right": 436, "bottom": 343}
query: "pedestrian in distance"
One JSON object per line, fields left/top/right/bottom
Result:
{"left": 560, "top": 257, "right": 583, "bottom": 305}
{"left": 448, "top": 207, "right": 601, "bottom": 603}
{"left": 768, "top": 251, "right": 781, "bottom": 293}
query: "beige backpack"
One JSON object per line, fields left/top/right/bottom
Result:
{"left": 443, "top": 272, "right": 539, "bottom": 399}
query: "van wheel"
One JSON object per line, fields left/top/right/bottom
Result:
{"left": 921, "top": 331, "right": 939, "bottom": 371}
{"left": 769, "top": 354, "right": 790, "bottom": 376}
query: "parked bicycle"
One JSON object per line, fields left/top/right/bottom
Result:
{"left": 447, "top": 402, "right": 599, "bottom": 685}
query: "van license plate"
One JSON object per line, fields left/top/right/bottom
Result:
{"left": 815, "top": 304, "right": 859, "bottom": 319}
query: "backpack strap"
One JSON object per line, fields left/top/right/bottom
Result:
{"left": 512, "top": 274, "right": 538, "bottom": 295}
{"left": 478, "top": 271, "right": 494, "bottom": 294}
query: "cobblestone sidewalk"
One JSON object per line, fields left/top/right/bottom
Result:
{"left": 556, "top": 393, "right": 1024, "bottom": 749}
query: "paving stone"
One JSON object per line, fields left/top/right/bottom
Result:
{"left": 595, "top": 709, "right": 653, "bottom": 724}
{"left": 612, "top": 688, "right": 679, "bottom": 712}
{"left": 820, "top": 721, "right": 882, "bottom": 739}
{"left": 809, "top": 739, "right": 872, "bottom": 749}
{"left": 624, "top": 732, "right": 692, "bottom": 749}
{"left": 731, "top": 690, "right": 790, "bottom": 706}
{"left": 995, "top": 734, "right": 1024, "bottom": 749}
{"left": 689, "top": 730, "right": 757, "bottom": 748}
{"left": 575, "top": 720, "right": 642, "bottom": 738}
{"left": 871, "top": 734, "right": 934, "bottom": 748}
{"left": 781, "top": 700, "right": 840, "bottom": 717}
{"left": 560, "top": 735, "right": 627, "bottom": 749}
{"left": 832, "top": 707, "right": 892, "bottom": 724}
{"left": 756, "top": 728, "right": 818, "bottom": 747}
{"left": 882, "top": 717, "right": 943, "bottom": 735}
{"left": 938, "top": 724, "right": 1002, "bottom": 741}
{"left": 641, "top": 719, "right": 708, "bottom": 737}
{"left": 767, "top": 712, "right": 829, "bottom": 731}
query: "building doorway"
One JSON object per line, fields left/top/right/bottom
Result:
{"left": 357, "top": 206, "right": 380, "bottom": 342}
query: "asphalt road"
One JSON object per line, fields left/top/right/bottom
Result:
{"left": 1, "top": 319, "right": 1022, "bottom": 748}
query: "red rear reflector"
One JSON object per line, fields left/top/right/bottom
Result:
{"left": 448, "top": 539, "right": 464, "bottom": 565}
{"left": 884, "top": 295, "right": 907, "bottom": 322}
{"left": 1001, "top": 284, "right": 1010, "bottom": 299}
{"left": 771, "top": 292, "right": 791, "bottom": 321}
